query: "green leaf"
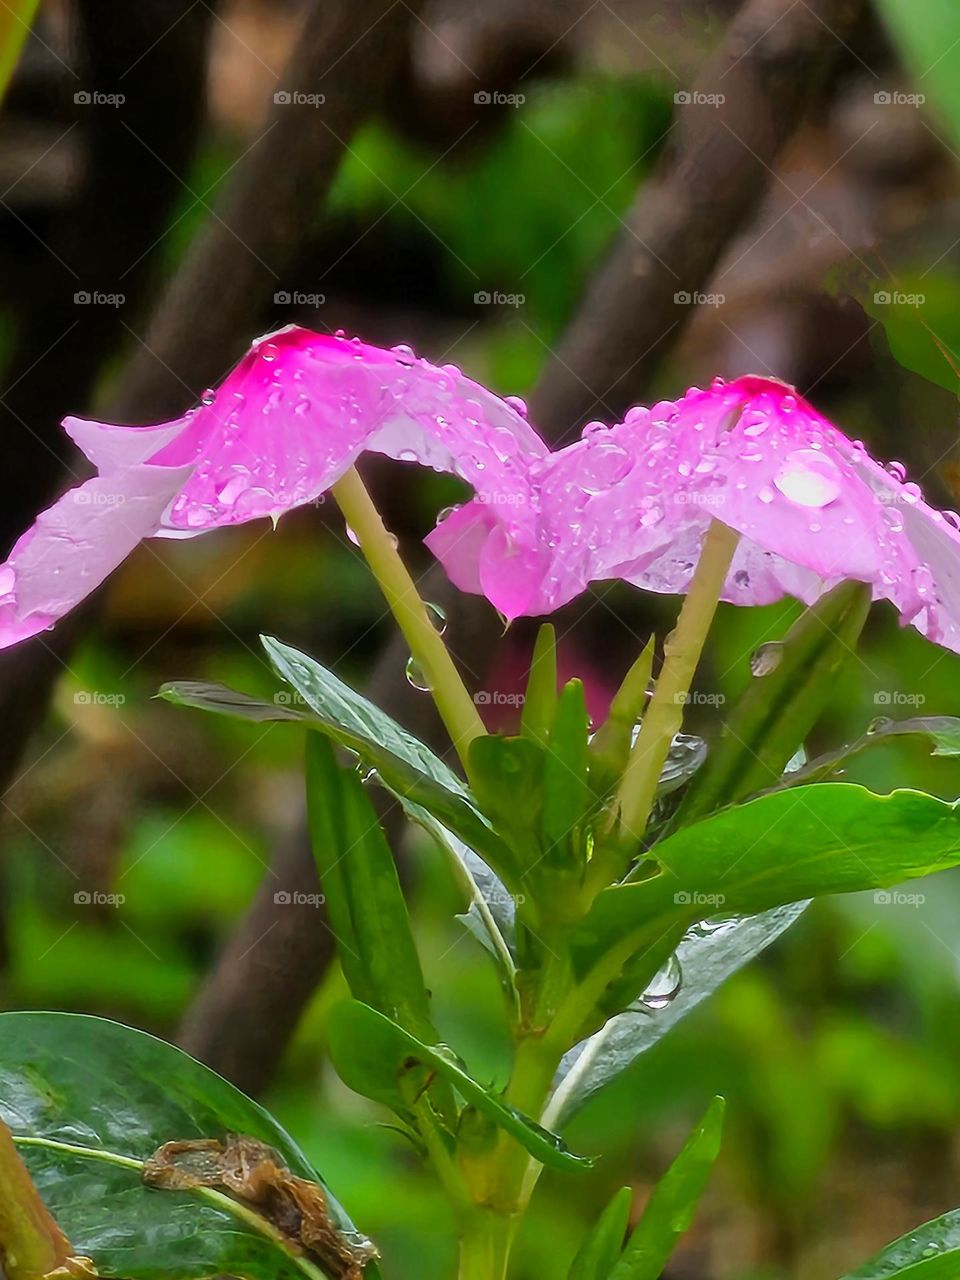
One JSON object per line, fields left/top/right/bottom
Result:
{"left": 861, "top": 272, "right": 960, "bottom": 395}
{"left": 161, "top": 649, "right": 516, "bottom": 889}
{"left": 566, "top": 1186, "right": 632, "bottom": 1280}
{"left": 0, "top": 1012, "right": 379, "bottom": 1280}
{"left": 574, "top": 785, "right": 960, "bottom": 986}
{"left": 673, "top": 582, "right": 871, "bottom": 826}
{"left": 541, "top": 680, "right": 593, "bottom": 867}
{"left": 773, "top": 715, "right": 960, "bottom": 788}
{"left": 874, "top": 0, "right": 960, "bottom": 151}
{"left": 468, "top": 735, "right": 545, "bottom": 876}
{"left": 305, "top": 735, "right": 438, "bottom": 1047}
{"left": 0, "top": 0, "right": 41, "bottom": 103}
{"left": 547, "top": 903, "right": 806, "bottom": 1128}
{"left": 608, "top": 1097, "right": 724, "bottom": 1280}
{"left": 588, "top": 639, "right": 654, "bottom": 799}
{"left": 328, "top": 1001, "right": 593, "bottom": 1173}
{"left": 840, "top": 1208, "right": 960, "bottom": 1278}
{"left": 520, "top": 623, "right": 558, "bottom": 746}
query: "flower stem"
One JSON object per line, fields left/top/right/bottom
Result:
{"left": 613, "top": 518, "right": 740, "bottom": 849}
{"left": 330, "top": 467, "right": 486, "bottom": 771}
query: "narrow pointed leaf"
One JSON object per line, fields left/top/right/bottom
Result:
{"left": 542, "top": 680, "right": 592, "bottom": 866}
{"left": 772, "top": 715, "right": 960, "bottom": 789}
{"left": 521, "top": 623, "right": 558, "bottom": 746}
{"left": 328, "top": 1001, "right": 593, "bottom": 1173}
{"left": 589, "top": 639, "right": 654, "bottom": 798}
{"left": 608, "top": 1097, "right": 724, "bottom": 1280}
{"left": 566, "top": 1186, "right": 632, "bottom": 1280}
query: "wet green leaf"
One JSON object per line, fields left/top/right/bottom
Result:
{"left": 566, "top": 1185, "right": 632, "bottom": 1280}
{"left": 841, "top": 1206, "right": 960, "bottom": 1277}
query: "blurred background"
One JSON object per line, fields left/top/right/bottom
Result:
{"left": 1, "top": 0, "right": 960, "bottom": 1276}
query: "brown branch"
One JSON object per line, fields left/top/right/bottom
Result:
{"left": 529, "top": 0, "right": 867, "bottom": 437}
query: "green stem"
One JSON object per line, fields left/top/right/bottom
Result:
{"left": 458, "top": 1210, "right": 512, "bottom": 1280}
{"left": 612, "top": 519, "right": 740, "bottom": 851}
{"left": 331, "top": 467, "right": 486, "bottom": 771}
{"left": 0, "top": 0, "right": 40, "bottom": 104}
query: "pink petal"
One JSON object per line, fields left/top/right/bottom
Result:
{"left": 0, "top": 465, "right": 193, "bottom": 647}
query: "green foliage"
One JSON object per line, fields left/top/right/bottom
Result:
{"left": 565, "top": 1186, "right": 632, "bottom": 1280}
{"left": 875, "top": 0, "right": 960, "bottom": 150}
{"left": 0, "top": 1012, "right": 378, "bottom": 1280}
{"left": 327, "top": 1001, "right": 593, "bottom": 1173}
{"left": 607, "top": 1098, "right": 724, "bottom": 1280}
{"left": 862, "top": 272, "right": 960, "bottom": 395}
{"left": 842, "top": 1207, "right": 960, "bottom": 1277}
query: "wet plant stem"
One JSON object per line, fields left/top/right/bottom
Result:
{"left": 613, "top": 519, "right": 740, "bottom": 851}
{"left": 331, "top": 467, "right": 486, "bottom": 772}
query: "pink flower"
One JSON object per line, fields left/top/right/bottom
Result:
{"left": 428, "top": 377, "right": 960, "bottom": 651}
{"left": 2, "top": 326, "right": 959, "bottom": 654}
{"left": 0, "top": 326, "right": 544, "bottom": 647}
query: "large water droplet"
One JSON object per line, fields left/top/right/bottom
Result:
{"left": 658, "top": 733, "right": 708, "bottom": 794}
{"left": 773, "top": 450, "right": 842, "bottom": 508}
{"left": 437, "top": 504, "right": 461, "bottom": 523}
{"left": 405, "top": 657, "right": 431, "bottom": 691}
{"left": 425, "top": 601, "right": 447, "bottom": 635}
{"left": 217, "top": 473, "right": 251, "bottom": 506}
{"left": 580, "top": 440, "right": 633, "bottom": 493}
{"left": 751, "top": 641, "right": 784, "bottom": 677}
{"left": 505, "top": 395, "right": 528, "bottom": 418}
{"left": 640, "top": 954, "right": 683, "bottom": 1011}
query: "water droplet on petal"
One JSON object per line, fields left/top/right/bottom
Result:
{"left": 0, "top": 565, "right": 15, "bottom": 598}
{"left": 405, "top": 657, "right": 431, "bottom": 691}
{"left": 581, "top": 440, "right": 633, "bottom": 493}
{"left": 886, "top": 460, "right": 907, "bottom": 482}
{"left": 773, "top": 450, "right": 843, "bottom": 508}
{"left": 200, "top": 388, "right": 217, "bottom": 406}
{"left": 505, "top": 395, "right": 528, "bottom": 418}
{"left": 217, "top": 474, "right": 251, "bottom": 506}
{"left": 392, "top": 343, "right": 416, "bottom": 367}
{"left": 751, "top": 641, "right": 784, "bottom": 677}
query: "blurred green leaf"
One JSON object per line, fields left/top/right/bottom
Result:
{"left": 608, "top": 1097, "right": 724, "bottom": 1280}
{"left": 0, "top": 0, "right": 40, "bottom": 103}
{"left": 0, "top": 1012, "right": 379, "bottom": 1280}
{"left": 328, "top": 1001, "right": 593, "bottom": 1173}
{"left": 566, "top": 1185, "right": 632, "bottom": 1280}
{"left": 467, "top": 735, "right": 545, "bottom": 877}
{"left": 841, "top": 1206, "right": 960, "bottom": 1277}
{"left": 874, "top": 0, "right": 960, "bottom": 150}
{"left": 863, "top": 272, "right": 960, "bottom": 395}
{"left": 588, "top": 640, "right": 654, "bottom": 800}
